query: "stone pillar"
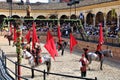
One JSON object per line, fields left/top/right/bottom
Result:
{"left": 117, "top": 15, "right": 120, "bottom": 28}
{"left": 104, "top": 17, "right": 106, "bottom": 27}
{"left": 8, "top": 22, "right": 10, "bottom": 34}
{"left": 84, "top": 18, "right": 86, "bottom": 27}
{"left": 93, "top": 15, "right": 95, "bottom": 27}
{"left": 103, "top": 13, "right": 106, "bottom": 27}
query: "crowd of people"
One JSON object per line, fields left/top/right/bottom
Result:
{"left": 27, "top": 22, "right": 120, "bottom": 39}
{"left": 1, "top": 21, "right": 120, "bottom": 39}
{"left": 84, "top": 24, "right": 120, "bottom": 38}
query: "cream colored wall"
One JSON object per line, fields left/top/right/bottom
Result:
{"left": 0, "top": 0, "right": 119, "bottom": 19}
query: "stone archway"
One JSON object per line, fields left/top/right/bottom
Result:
{"left": 35, "top": 15, "right": 46, "bottom": 27}
{"left": 36, "top": 15, "right": 46, "bottom": 19}
{"left": 49, "top": 15, "right": 58, "bottom": 25}
{"left": 11, "top": 15, "right": 20, "bottom": 18}
{"left": 0, "top": 15, "right": 6, "bottom": 26}
{"left": 24, "top": 16, "right": 34, "bottom": 28}
{"left": 49, "top": 15, "right": 58, "bottom": 19}
{"left": 86, "top": 13, "right": 94, "bottom": 26}
{"left": 106, "top": 10, "right": 117, "bottom": 36}
{"left": 70, "top": 14, "right": 77, "bottom": 19}
{"left": 60, "top": 15, "right": 69, "bottom": 19}
{"left": 10, "top": 15, "right": 20, "bottom": 27}
{"left": 60, "top": 15, "right": 69, "bottom": 25}
{"left": 95, "top": 12, "right": 104, "bottom": 27}
{"left": 106, "top": 10, "right": 117, "bottom": 25}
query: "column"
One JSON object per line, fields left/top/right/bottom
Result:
{"left": 104, "top": 16, "right": 106, "bottom": 27}
{"left": 84, "top": 18, "right": 86, "bottom": 27}
{"left": 117, "top": 15, "right": 120, "bottom": 28}
{"left": 93, "top": 15, "right": 95, "bottom": 27}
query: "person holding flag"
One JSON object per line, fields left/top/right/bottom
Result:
{"left": 31, "top": 22, "right": 41, "bottom": 65}
{"left": 95, "top": 23, "right": 104, "bottom": 61}
{"left": 57, "top": 24, "right": 63, "bottom": 53}
{"left": 35, "top": 42, "right": 42, "bottom": 65}
{"left": 95, "top": 44, "right": 102, "bottom": 60}
{"left": 57, "top": 24, "right": 67, "bottom": 56}
{"left": 32, "top": 22, "right": 38, "bottom": 49}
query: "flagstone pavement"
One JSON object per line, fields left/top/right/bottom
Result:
{"left": 0, "top": 36, "right": 120, "bottom": 80}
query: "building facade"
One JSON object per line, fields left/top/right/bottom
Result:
{"left": 0, "top": 0, "right": 119, "bottom": 27}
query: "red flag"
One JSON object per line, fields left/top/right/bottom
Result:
{"left": 70, "top": 33, "right": 78, "bottom": 53}
{"left": 57, "top": 25, "right": 62, "bottom": 43}
{"left": 13, "top": 28, "right": 17, "bottom": 42}
{"left": 25, "top": 30, "right": 31, "bottom": 43}
{"left": 44, "top": 31, "right": 58, "bottom": 60}
{"left": 99, "top": 23, "right": 104, "bottom": 44}
{"left": 32, "top": 23, "right": 38, "bottom": 49}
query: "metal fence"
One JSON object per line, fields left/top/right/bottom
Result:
{"left": 0, "top": 49, "right": 97, "bottom": 80}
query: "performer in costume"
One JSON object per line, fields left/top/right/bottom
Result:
{"left": 83, "top": 45, "right": 89, "bottom": 60}
{"left": 95, "top": 44, "right": 103, "bottom": 60}
{"left": 35, "top": 43, "right": 42, "bottom": 65}
{"left": 79, "top": 54, "right": 88, "bottom": 77}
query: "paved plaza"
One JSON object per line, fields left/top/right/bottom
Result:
{"left": 0, "top": 36, "right": 120, "bottom": 80}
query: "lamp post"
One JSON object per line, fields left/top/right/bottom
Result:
{"left": 7, "top": 0, "right": 12, "bottom": 35}
{"left": 74, "top": 0, "right": 79, "bottom": 16}
{"left": 10, "top": 2, "right": 12, "bottom": 17}
{"left": 67, "top": 0, "right": 80, "bottom": 17}
{"left": 67, "top": 1, "right": 73, "bottom": 18}
{"left": 7, "top": 0, "right": 12, "bottom": 18}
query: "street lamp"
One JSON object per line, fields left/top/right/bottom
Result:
{"left": 67, "top": 0, "right": 80, "bottom": 16}
{"left": 67, "top": 2, "right": 72, "bottom": 18}
{"left": 73, "top": 0, "right": 80, "bottom": 15}
{"left": 7, "top": 0, "right": 12, "bottom": 17}
{"left": 7, "top": 0, "right": 12, "bottom": 35}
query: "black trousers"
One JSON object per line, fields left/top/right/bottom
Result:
{"left": 85, "top": 53, "right": 88, "bottom": 60}
{"left": 81, "top": 71, "right": 86, "bottom": 77}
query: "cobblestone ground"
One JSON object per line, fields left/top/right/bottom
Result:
{"left": 0, "top": 36, "right": 120, "bottom": 80}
